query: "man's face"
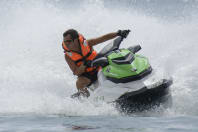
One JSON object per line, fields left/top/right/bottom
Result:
{"left": 63, "top": 34, "right": 79, "bottom": 50}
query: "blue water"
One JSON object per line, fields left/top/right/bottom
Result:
{"left": 0, "top": 115, "right": 198, "bottom": 132}
{"left": 0, "top": 0, "right": 198, "bottom": 131}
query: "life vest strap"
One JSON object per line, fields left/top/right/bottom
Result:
{"left": 74, "top": 49, "right": 93, "bottom": 65}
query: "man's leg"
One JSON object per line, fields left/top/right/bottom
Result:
{"left": 75, "top": 76, "right": 91, "bottom": 97}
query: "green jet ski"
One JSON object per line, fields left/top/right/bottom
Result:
{"left": 73, "top": 31, "right": 173, "bottom": 113}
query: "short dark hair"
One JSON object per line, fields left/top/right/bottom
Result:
{"left": 63, "top": 29, "right": 79, "bottom": 41}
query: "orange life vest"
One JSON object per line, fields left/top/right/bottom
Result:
{"left": 62, "top": 34, "right": 98, "bottom": 73}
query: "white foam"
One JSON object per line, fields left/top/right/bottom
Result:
{"left": 0, "top": 0, "right": 198, "bottom": 116}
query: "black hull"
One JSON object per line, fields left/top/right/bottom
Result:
{"left": 115, "top": 79, "right": 173, "bottom": 114}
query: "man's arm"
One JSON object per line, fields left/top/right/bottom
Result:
{"left": 65, "top": 55, "right": 86, "bottom": 76}
{"left": 87, "top": 32, "right": 118, "bottom": 47}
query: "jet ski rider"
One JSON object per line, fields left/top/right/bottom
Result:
{"left": 62, "top": 29, "right": 129, "bottom": 98}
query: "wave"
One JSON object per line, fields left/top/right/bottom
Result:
{"left": 0, "top": 0, "right": 198, "bottom": 116}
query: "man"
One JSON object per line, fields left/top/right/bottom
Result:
{"left": 62, "top": 29, "right": 130, "bottom": 98}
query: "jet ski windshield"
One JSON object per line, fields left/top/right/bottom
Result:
{"left": 95, "top": 37, "right": 123, "bottom": 59}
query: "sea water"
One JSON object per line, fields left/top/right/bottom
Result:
{"left": 0, "top": 0, "right": 198, "bottom": 131}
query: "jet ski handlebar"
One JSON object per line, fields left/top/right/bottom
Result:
{"left": 85, "top": 30, "right": 131, "bottom": 67}
{"left": 118, "top": 29, "right": 131, "bottom": 40}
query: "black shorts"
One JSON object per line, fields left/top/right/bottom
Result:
{"left": 81, "top": 70, "right": 98, "bottom": 86}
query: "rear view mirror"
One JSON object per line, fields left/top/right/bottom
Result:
{"left": 92, "top": 57, "right": 109, "bottom": 67}
{"left": 128, "top": 45, "right": 141, "bottom": 54}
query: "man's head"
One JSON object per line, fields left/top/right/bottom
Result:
{"left": 63, "top": 29, "right": 79, "bottom": 50}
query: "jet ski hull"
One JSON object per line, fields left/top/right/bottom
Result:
{"left": 115, "top": 79, "right": 173, "bottom": 113}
